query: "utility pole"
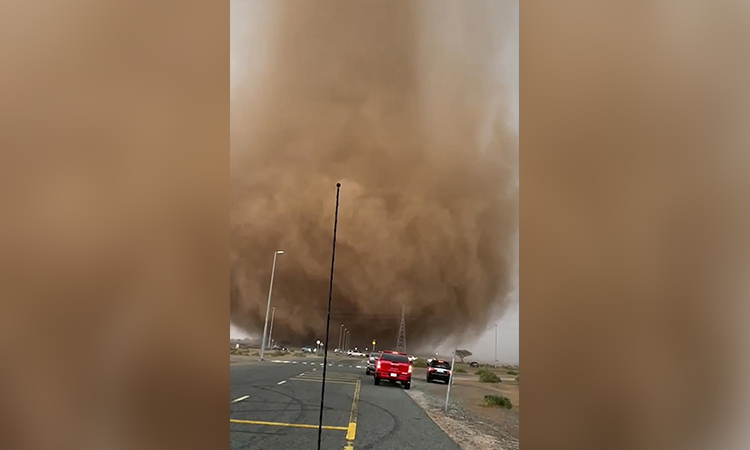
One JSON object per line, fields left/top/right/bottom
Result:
{"left": 396, "top": 304, "right": 407, "bottom": 353}
{"left": 444, "top": 346, "right": 457, "bottom": 412}
{"left": 338, "top": 324, "right": 344, "bottom": 350}
{"left": 317, "top": 183, "right": 341, "bottom": 450}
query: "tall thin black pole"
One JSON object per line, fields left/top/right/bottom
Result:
{"left": 317, "top": 183, "right": 341, "bottom": 450}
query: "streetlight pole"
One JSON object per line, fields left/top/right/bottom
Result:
{"left": 495, "top": 323, "right": 498, "bottom": 363}
{"left": 444, "top": 346, "right": 458, "bottom": 412}
{"left": 338, "top": 324, "right": 344, "bottom": 351}
{"left": 260, "top": 250, "right": 284, "bottom": 361}
{"left": 268, "top": 307, "right": 276, "bottom": 349}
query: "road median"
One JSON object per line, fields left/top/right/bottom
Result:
{"left": 405, "top": 374, "right": 519, "bottom": 450}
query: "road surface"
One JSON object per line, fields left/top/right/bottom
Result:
{"left": 230, "top": 355, "right": 462, "bottom": 450}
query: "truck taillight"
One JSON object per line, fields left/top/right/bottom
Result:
{"left": 408, "top": 365, "right": 413, "bottom": 374}
{"left": 376, "top": 361, "right": 381, "bottom": 370}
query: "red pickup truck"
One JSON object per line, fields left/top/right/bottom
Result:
{"left": 373, "top": 350, "right": 412, "bottom": 389}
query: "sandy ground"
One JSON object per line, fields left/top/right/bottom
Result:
{"left": 407, "top": 368, "right": 519, "bottom": 450}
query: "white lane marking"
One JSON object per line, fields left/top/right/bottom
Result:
{"left": 312, "top": 368, "right": 317, "bottom": 371}
{"left": 231, "top": 395, "right": 250, "bottom": 403}
{"left": 283, "top": 361, "right": 291, "bottom": 364}
{"left": 349, "top": 365, "right": 353, "bottom": 368}
{"left": 302, "top": 362, "right": 308, "bottom": 364}
{"left": 338, "top": 365, "right": 343, "bottom": 367}
{"left": 277, "top": 380, "right": 287, "bottom": 385}
{"left": 356, "top": 366, "right": 364, "bottom": 369}
{"left": 293, "top": 361, "right": 298, "bottom": 364}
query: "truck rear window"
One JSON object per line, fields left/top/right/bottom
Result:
{"left": 430, "top": 361, "right": 451, "bottom": 369}
{"left": 380, "top": 353, "right": 409, "bottom": 363}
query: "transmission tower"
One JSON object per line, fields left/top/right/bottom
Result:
{"left": 395, "top": 304, "right": 407, "bottom": 353}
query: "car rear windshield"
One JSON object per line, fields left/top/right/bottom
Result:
{"left": 380, "top": 353, "right": 409, "bottom": 363}
{"left": 430, "top": 361, "right": 451, "bottom": 369}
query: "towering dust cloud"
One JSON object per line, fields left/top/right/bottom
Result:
{"left": 230, "top": 0, "right": 518, "bottom": 349}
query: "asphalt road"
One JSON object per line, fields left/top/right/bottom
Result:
{"left": 230, "top": 355, "right": 461, "bottom": 450}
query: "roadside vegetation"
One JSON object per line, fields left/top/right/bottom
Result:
{"left": 230, "top": 348, "right": 258, "bottom": 356}
{"left": 455, "top": 349, "right": 473, "bottom": 363}
{"left": 483, "top": 394, "right": 512, "bottom": 409}
{"left": 477, "top": 368, "right": 502, "bottom": 383}
{"left": 412, "top": 359, "right": 428, "bottom": 368}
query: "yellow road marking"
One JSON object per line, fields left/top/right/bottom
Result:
{"left": 344, "top": 446, "right": 353, "bottom": 450}
{"left": 345, "top": 378, "right": 361, "bottom": 443}
{"left": 229, "top": 419, "right": 348, "bottom": 431}
{"left": 290, "top": 377, "right": 357, "bottom": 385}
{"left": 346, "top": 423, "right": 357, "bottom": 441}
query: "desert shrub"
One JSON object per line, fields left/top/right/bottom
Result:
{"left": 515, "top": 375, "right": 519, "bottom": 382}
{"left": 294, "top": 352, "right": 307, "bottom": 357}
{"left": 479, "top": 371, "right": 501, "bottom": 383}
{"left": 507, "top": 370, "right": 518, "bottom": 376}
{"left": 483, "top": 394, "right": 512, "bottom": 409}
{"left": 476, "top": 367, "right": 492, "bottom": 377}
{"left": 455, "top": 367, "right": 467, "bottom": 373}
{"left": 412, "top": 359, "right": 428, "bottom": 368}
{"left": 270, "top": 350, "right": 285, "bottom": 357}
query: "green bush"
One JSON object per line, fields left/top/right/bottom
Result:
{"left": 515, "top": 375, "right": 519, "bottom": 382}
{"left": 483, "top": 394, "right": 512, "bottom": 409}
{"left": 476, "top": 367, "right": 492, "bottom": 377}
{"left": 479, "top": 371, "right": 501, "bottom": 383}
{"left": 507, "top": 370, "right": 518, "bottom": 376}
{"left": 412, "top": 359, "right": 428, "bottom": 368}
{"left": 455, "top": 367, "right": 467, "bottom": 373}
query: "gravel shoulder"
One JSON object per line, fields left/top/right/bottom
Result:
{"left": 406, "top": 370, "right": 519, "bottom": 450}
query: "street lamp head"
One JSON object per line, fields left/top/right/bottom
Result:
{"left": 316, "top": 340, "right": 321, "bottom": 345}
{"left": 276, "top": 250, "right": 284, "bottom": 255}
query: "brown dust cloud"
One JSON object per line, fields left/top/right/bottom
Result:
{"left": 230, "top": 0, "right": 518, "bottom": 351}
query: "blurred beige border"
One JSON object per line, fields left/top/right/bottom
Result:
{"left": 0, "top": 1, "right": 229, "bottom": 449}
{"left": 521, "top": 1, "right": 750, "bottom": 450}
